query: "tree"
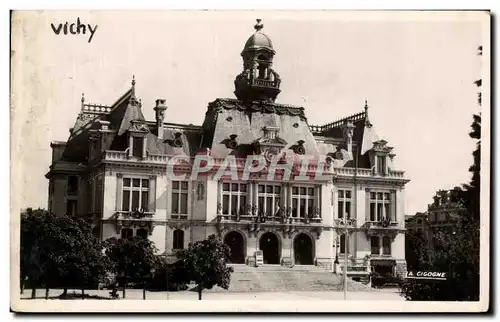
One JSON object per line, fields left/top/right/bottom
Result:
{"left": 401, "top": 114, "right": 481, "bottom": 301}
{"left": 405, "top": 229, "right": 429, "bottom": 271}
{"left": 172, "top": 234, "right": 234, "bottom": 300}
{"left": 21, "top": 208, "right": 51, "bottom": 298}
{"left": 21, "top": 209, "right": 109, "bottom": 299}
{"left": 104, "top": 236, "right": 158, "bottom": 299}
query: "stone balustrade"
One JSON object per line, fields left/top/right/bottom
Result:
{"left": 333, "top": 167, "right": 406, "bottom": 179}
{"left": 104, "top": 150, "right": 169, "bottom": 164}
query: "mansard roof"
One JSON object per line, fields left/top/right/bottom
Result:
{"left": 56, "top": 80, "right": 396, "bottom": 174}
{"left": 200, "top": 98, "right": 317, "bottom": 159}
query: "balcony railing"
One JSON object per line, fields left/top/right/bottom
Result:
{"left": 252, "top": 78, "right": 279, "bottom": 88}
{"left": 104, "top": 150, "right": 169, "bottom": 164}
{"left": 217, "top": 211, "right": 322, "bottom": 225}
{"left": 117, "top": 210, "right": 155, "bottom": 220}
{"left": 364, "top": 220, "right": 398, "bottom": 228}
{"left": 334, "top": 167, "right": 406, "bottom": 179}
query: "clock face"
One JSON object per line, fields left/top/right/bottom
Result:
{"left": 264, "top": 147, "right": 279, "bottom": 162}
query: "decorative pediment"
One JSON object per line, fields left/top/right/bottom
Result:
{"left": 129, "top": 119, "right": 149, "bottom": 134}
{"left": 255, "top": 126, "right": 287, "bottom": 146}
{"left": 253, "top": 126, "right": 287, "bottom": 159}
{"left": 372, "top": 139, "right": 393, "bottom": 154}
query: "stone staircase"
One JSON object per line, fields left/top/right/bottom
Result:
{"left": 206, "top": 264, "right": 374, "bottom": 292}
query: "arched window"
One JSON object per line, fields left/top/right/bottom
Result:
{"left": 173, "top": 229, "right": 184, "bottom": 250}
{"left": 371, "top": 236, "right": 380, "bottom": 255}
{"left": 382, "top": 236, "right": 392, "bottom": 255}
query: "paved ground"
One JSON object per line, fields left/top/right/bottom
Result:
{"left": 20, "top": 288, "right": 404, "bottom": 301}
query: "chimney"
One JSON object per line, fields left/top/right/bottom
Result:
{"left": 154, "top": 99, "right": 168, "bottom": 139}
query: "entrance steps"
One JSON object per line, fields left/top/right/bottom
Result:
{"left": 206, "top": 264, "right": 373, "bottom": 293}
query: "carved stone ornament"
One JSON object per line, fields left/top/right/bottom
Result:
{"left": 171, "top": 132, "right": 183, "bottom": 148}
{"left": 293, "top": 140, "right": 306, "bottom": 155}
{"left": 129, "top": 120, "right": 150, "bottom": 133}
{"left": 167, "top": 221, "right": 192, "bottom": 230}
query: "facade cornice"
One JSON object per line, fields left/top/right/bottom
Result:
{"left": 208, "top": 98, "right": 307, "bottom": 121}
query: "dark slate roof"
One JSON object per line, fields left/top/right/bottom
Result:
{"left": 58, "top": 83, "right": 390, "bottom": 172}
{"left": 145, "top": 127, "right": 203, "bottom": 156}
{"left": 200, "top": 98, "right": 318, "bottom": 159}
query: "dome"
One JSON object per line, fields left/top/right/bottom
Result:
{"left": 243, "top": 31, "right": 274, "bottom": 51}
{"left": 242, "top": 19, "right": 275, "bottom": 53}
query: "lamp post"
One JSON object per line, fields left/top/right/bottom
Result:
{"left": 334, "top": 217, "right": 357, "bottom": 300}
{"left": 332, "top": 236, "right": 340, "bottom": 274}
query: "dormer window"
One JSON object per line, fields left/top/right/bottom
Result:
{"left": 376, "top": 155, "right": 386, "bottom": 174}
{"left": 132, "top": 137, "right": 144, "bottom": 158}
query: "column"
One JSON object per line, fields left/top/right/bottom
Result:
{"left": 282, "top": 183, "right": 287, "bottom": 211}
{"left": 128, "top": 135, "right": 133, "bottom": 157}
{"left": 248, "top": 182, "right": 253, "bottom": 210}
{"left": 217, "top": 181, "right": 222, "bottom": 214}
{"left": 253, "top": 181, "right": 258, "bottom": 210}
{"left": 115, "top": 173, "right": 123, "bottom": 211}
{"left": 315, "top": 185, "right": 321, "bottom": 217}
{"left": 149, "top": 175, "right": 156, "bottom": 212}
{"left": 287, "top": 184, "right": 292, "bottom": 213}
{"left": 142, "top": 137, "right": 147, "bottom": 157}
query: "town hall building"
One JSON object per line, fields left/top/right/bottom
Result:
{"left": 46, "top": 20, "right": 410, "bottom": 278}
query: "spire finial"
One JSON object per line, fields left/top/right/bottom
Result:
{"left": 364, "top": 99, "right": 372, "bottom": 127}
{"left": 131, "top": 74, "right": 136, "bottom": 87}
{"left": 254, "top": 19, "right": 263, "bottom": 32}
{"left": 81, "top": 92, "right": 85, "bottom": 104}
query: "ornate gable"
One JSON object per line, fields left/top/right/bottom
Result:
{"left": 253, "top": 126, "right": 287, "bottom": 160}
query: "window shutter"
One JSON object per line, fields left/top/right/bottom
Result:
{"left": 116, "top": 174, "right": 123, "bottom": 211}
{"left": 149, "top": 176, "right": 156, "bottom": 212}
{"left": 365, "top": 188, "right": 370, "bottom": 221}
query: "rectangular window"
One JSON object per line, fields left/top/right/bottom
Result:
{"left": 369, "top": 191, "right": 391, "bottom": 222}
{"left": 122, "top": 177, "right": 149, "bottom": 212}
{"left": 340, "top": 234, "right": 347, "bottom": 254}
{"left": 337, "top": 189, "right": 352, "bottom": 219}
{"left": 173, "top": 230, "right": 185, "bottom": 250}
{"left": 67, "top": 176, "right": 78, "bottom": 195}
{"left": 292, "top": 185, "right": 318, "bottom": 218}
{"left": 132, "top": 137, "right": 143, "bottom": 158}
{"left": 382, "top": 236, "right": 391, "bottom": 255}
{"left": 121, "top": 228, "right": 134, "bottom": 239}
{"left": 172, "top": 181, "right": 189, "bottom": 219}
{"left": 222, "top": 182, "right": 248, "bottom": 217}
{"left": 256, "top": 184, "right": 281, "bottom": 217}
{"left": 371, "top": 236, "right": 380, "bottom": 255}
{"left": 66, "top": 199, "right": 77, "bottom": 216}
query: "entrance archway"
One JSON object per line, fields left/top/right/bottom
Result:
{"left": 259, "top": 232, "right": 280, "bottom": 264}
{"left": 224, "top": 231, "right": 246, "bottom": 264}
{"left": 294, "top": 233, "right": 314, "bottom": 265}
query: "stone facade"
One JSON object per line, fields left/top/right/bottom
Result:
{"left": 46, "top": 19, "right": 410, "bottom": 278}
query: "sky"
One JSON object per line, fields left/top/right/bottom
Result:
{"left": 11, "top": 11, "right": 487, "bottom": 215}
